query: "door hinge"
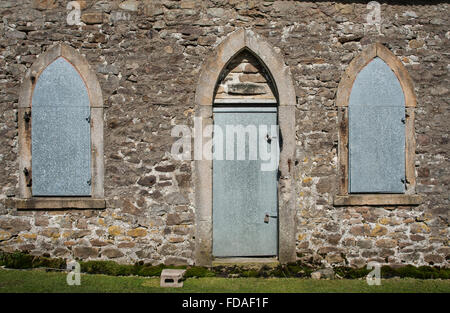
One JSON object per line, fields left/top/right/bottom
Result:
{"left": 87, "top": 179, "right": 92, "bottom": 186}
{"left": 86, "top": 116, "right": 91, "bottom": 123}
{"left": 24, "top": 111, "right": 31, "bottom": 123}
{"left": 23, "top": 167, "right": 32, "bottom": 187}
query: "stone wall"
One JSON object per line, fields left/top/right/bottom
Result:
{"left": 0, "top": 0, "right": 448, "bottom": 268}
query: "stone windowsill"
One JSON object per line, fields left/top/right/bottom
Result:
{"left": 7, "top": 198, "right": 106, "bottom": 210}
{"left": 333, "top": 194, "right": 423, "bottom": 206}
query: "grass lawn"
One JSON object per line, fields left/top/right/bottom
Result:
{"left": 0, "top": 268, "right": 449, "bottom": 293}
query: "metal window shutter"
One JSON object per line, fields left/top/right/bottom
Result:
{"left": 31, "top": 57, "right": 91, "bottom": 196}
{"left": 349, "top": 57, "right": 405, "bottom": 193}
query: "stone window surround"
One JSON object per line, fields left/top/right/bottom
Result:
{"left": 194, "top": 28, "right": 297, "bottom": 266}
{"left": 13, "top": 43, "right": 105, "bottom": 210}
{"left": 334, "top": 43, "right": 422, "bottom": 207}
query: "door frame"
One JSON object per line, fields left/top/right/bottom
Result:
{"left": 194, "top": 28, "right": 297, "bottom": 266}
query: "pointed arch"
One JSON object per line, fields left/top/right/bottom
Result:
{"left": 336, "top": 43, "right": 416, "bottom": 108}
{"left": 195, "top": 28, "right": 296, "bottom": 107}
{"left": 194, "top": 28, "right": 296, "bottom": 266}
{"left": 334, "top": 43, "right": 421, "bottom": 206}
{"left": 17, "top": 43, "right": 104, "bottom": 208}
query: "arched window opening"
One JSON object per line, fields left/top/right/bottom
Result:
{"left": 348, "top": 57, "right": 405, "bottom": 193}
{"left": 32, "top": 57, "right": 91, "bottom": 196}
{"left": 334, "top": 43, "right": 422, "bottom": 206}
{"left": 16, "top": 44, "right": 105, "bottom": 209}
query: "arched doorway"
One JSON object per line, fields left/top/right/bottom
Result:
{"left": 212, "top": 49, "right": 279, "bottom": 257}
{"left": 194, "top": 29, "right": 296, "bottom": 265}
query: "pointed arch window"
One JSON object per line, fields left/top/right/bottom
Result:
{"left": 334, "top": 43, "right": 422, "bottom": 206}
{"left": 14, "top": 44, "right": 105, "bottom": 209}
{"left": 32, "top": 57, "right": 91, "bottom": 196}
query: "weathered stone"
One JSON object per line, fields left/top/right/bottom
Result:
{"left": 0, "top": 230, "right": 12, "bottom": 241}
{"left": 6, "top": 30, "right": 26, "bottom": 40}
{"left": 137, "top": 175, "right": 156, "bottom": 187}
{"left": 90, "top": 239, "right": 109, "bottom": 247}
{"left": 136, "top": 249, "right": 153, "bottom": 259}
{"left": 102, "top": 248, "right": 124, "bottom": 258}
{"left": 21, "top": 233, "right": 37, "bottom": 240}
{"left": 70, "top": 230, "right": 91, "bottom": 239}
{"left": 19, "top": 244, "right": 35, "bottom": 251}
{"left": 118, "top": 242, "right": 135, "bottom": 248}
{"left": 165, "top": 192, "right": 188, "bottom": 205}
{"left": 198, "top": 35, "right": 216, "bottom": 46}
{"left": 318, "top": 246, "right": 341, "bottom": 254}
{"left": 0, "top": 1, "right": 16, "bottom": 8}
{"left": 108, "top": 225, "right": 122, "bottom": 237}
{"left": 239, "top": 73, "right": 267, "bottom": 84}
{"left": 424, "top": 254, "right": 444, "bottom": 264}
{"left": 155, "top": 165, "right": 176, "bottom": 172}
{"left": 97, "top": 64, "right": 119, "bottom": 75}
{"left": 311, "top": 268, "right": 335, "bottom": 280}
{"left": 73, "top": 247, "right": 98, "bottom": 258}
{"left": 311, "top": 271, "right": 321, "bottom": 280}
{"left": 228, "top": 83, "right": 267, "bottom": 95}
{"left": 180, "top": 0, "right": 196, "bottom": 9}
{"left": 0, "top": 218, "right": 31, "bottom": 234}
{"left": 169, "top": 236, "right": 184, "bottom": 243}
{"left": 376, "top": 239, "right": 397, "bottom": 248}
{"left": 127, "top": 228, "right": 147, "bottom": 237}
{"left": 326, "top": 253, "right": 344, "bottom": 264}
{"left": 119, "top": 0, "right": 139, "bottom": 12}
{"left": 409, "top": 39, "right": 424, "bottom": 49}
{"left": 121, "top": 200, "right": 143, "bottom": 216}
{"left": 370, "top": 225, "right": 388, "bottom": 237}
{"left": 410, "top": 223, "right": 431, "bottom": 234}
{"left": 32, "top": 0, "right": 57, "bottom": 10}
{"left": 243, "top": 63, "right": 259, "bottom": 73}
{"left": 81, "top": 13, "right": 107, "bottom": 25}
{"left": 350, "top": 225, "right": 371, "bottom": 236}
{"left": 207, "top": 8, "right": 225, "bottom": 18}
{"left": 327, "top": 234, "right": 341, "bottom": 245}
{"left": 357, "top": 239, "right": 372, "bottom": 249}
{"left": 143, "top": 0, "right": 163, "bottom": 16}
{"left": 176, "top": 174, "right": 191, "bottom": 188}
{"left": 76, "top": 219, "right": 88, "bottom": 229}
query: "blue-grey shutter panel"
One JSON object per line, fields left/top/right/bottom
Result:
{"left": 349, "top": 57, "right": 405, "bottom": 193}
{"left": 32, "top": 57, "right": 91, "bottom": 196}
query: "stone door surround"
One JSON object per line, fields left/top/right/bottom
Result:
{"left": 194, "top": 28, "right": 297, "bottom": 266}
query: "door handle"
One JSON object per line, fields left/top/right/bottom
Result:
{"left": 264, "top": 213, "right": 278, "bottom": 223}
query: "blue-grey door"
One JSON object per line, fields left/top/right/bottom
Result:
{"left": 32, "top": 57, "right": 91, "bottom": 196}
{"left": 213, "top": 106, "right": 278, "bottom": 257}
